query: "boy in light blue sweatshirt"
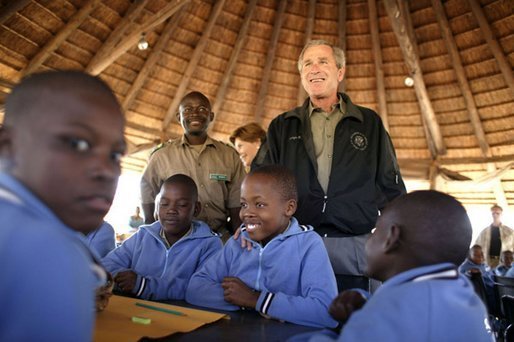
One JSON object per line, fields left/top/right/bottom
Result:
{"left": 102, "top": 174, "right": 222, "bottom": 300}
{"left": 86, "top": 221, "right": 116, "bottom": 258}
{"left": 0, "top": 71, "right": 126, "bottom": 341}
{"left": 305, "top": 191, "right": 494, "bottom": 342}
{"left": 186, "top": 165, "right": 338, "bottom": 328}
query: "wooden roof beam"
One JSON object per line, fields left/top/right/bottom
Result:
{"left": 296, "top": 0, "right": 315, "bottom": 106}
{"left": 368, "top": 0, "right": 389, "bottom": 131}
{"left": 384, "top": 0, "right": 446, "bottom": 155}
{"left": 433, "top": 0, "right": 507, "bottom": 207}
{"left": 122, "top": 13, "right": 184, "bottom": 112}
{"left": 162, "top": 0, "right": 226, "bottom": 129}
{"left": 21, "top": 0, "right": 102, "bottom": 76}
{"left": 468, "top": 0, "right": 514, "bottom": 96}
{"left": 210, "top": 0, "right": 258, "bottom": 128}
{"left": 337, "top": 0, "right": 347, "bottom": 93}
{"left": 254, "top": 0, "right": 287, "bottom": 124}
{"left": 400, "top": 154, "right": 514, "bottom": 165}
{"left": 86, "top": 0, "right": 190, "bottom": 76}
{"left": 85, "top": 0, "right": 150, "bottom": 75}
{"left": 432, "top": 0, "right": 489, "bottom": 155}
{"left": 0, "top": 0, "right": 32, "bottom": 26}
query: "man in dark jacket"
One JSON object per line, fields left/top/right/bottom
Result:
{"left": 261, "top": 39, "right": 406, "bottom": 291}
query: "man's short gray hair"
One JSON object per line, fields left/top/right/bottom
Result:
{"left": 297, "top": 40, "right": 346, "bottom": 72}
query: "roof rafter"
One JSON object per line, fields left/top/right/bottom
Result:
{"left": 296, "top": 0, "right": 315, "bottom": 106}
{"left": 337, "top": 0, "right": 347, "bottom": 92}
{"left": 384, "top": 0, "right": 446, "bottom": 156}
{"left": 432, "top": 0, "right": 507, "bottom": 206}
{"left": 211, "top": 0, "right": 258, "bottom": 128}
{"left": 0, "top": 0, "right": 32, "bottom": 26}
{"left": 368, "top": 0, "right": 389, "bottom": 131}
{"left": 21, "top": 0, "right": 102, "bottom": 76}
{"left": 254, "top": 0, "right": 288, "bottom": 124}
{"left": 87, "top": 0, "right": 190, "bottom": 76}
{"left": 85, "top": 0, "right": 150, "bottom": 75}
{"left": 162, "top": 0, "right": 227, "bottom": 129}
{"left": 468, "top": 0, "right": 514, "bottom": 96}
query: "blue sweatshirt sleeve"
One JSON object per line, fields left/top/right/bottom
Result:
{"left": 88, "top": 222, "right": 116, "bottom": 258}
{"left": 255, "top": 236, "right": 338, "bottom": 328}
{"left": 134, "top": 237, "right": 223, "bottom": 301}
{"left": 101, "top": 231, "right": 139, "bottom": 274}
{"left": 186, "top": 241, "right": 240, "bottom": 311}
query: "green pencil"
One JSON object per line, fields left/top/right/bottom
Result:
{"left": 135, "top": 302, "right": 187, "bottom": 316}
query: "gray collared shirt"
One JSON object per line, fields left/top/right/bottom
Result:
{"left": 309, "top": 95, "right": 346, "bottom": 193}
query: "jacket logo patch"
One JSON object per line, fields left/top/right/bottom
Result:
{"left": 288, "top": 135, "right": 302, "bottom": 141}
{"left": 350, "top": 132, "right": 368, "bottom": 151}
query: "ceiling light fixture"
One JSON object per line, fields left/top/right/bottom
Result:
{"left": 137, "top": 33, "right": 148, "bottom": 51}
{"left": 404, "top": 76, "right": 414, "bottom": 87}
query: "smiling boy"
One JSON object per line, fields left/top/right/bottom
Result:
{"left": 102, "top": 174, "right": 222, "bottom": 300}
{"left": 0, "top": 71, "right": 126, "bottom": 341}
{"left": 186, "top": 165, "right": 338, "bottom": 328}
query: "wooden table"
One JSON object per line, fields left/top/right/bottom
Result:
{"left": 146, "top": 302, "right": 324, "bottom": 341}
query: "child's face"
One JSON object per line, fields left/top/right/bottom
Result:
{"left": 158, "top": 182, "right": 199, "bottom": 238}
{"left": 8, "top": 90, "right": 125, "bottom": 234}
{"left": 239, "top": 173, "right": 296, "bottom": 245}
{"left": 470, "top": 248, "right": 484, "bottom": 264}
{"left": 177, "top": 95, "right": 213, "bottom": 136}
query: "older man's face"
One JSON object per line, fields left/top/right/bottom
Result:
{"left": 300, "top": 45, "right": 345, "bottom": 100}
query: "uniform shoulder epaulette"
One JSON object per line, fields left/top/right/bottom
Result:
{"left": 149, "top": 140, "right": 171, "bottom": 156}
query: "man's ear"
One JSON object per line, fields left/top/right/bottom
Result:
{"left": 383, "top": 224, "right": 401, "bottom": 253}
{"left": 209, "top": 111, "right": 215, "bottom": 122}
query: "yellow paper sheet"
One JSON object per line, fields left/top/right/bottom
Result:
{"left": 94, "top": 295, "right": 227, "bottom": 341}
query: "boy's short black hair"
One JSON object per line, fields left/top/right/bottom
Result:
{"left": 161, "top": 174, "right": 198, "bottom": 201}
{"left": 387, "top": 190, "right": 472, "bottom": 266}
{"left": 248, "top": 165, "right": 297, "bottom": 201}
{"left": 4, "top": 70, "right": 118, "bottom": 126}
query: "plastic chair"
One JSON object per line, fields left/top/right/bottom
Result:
{"left": 494, "top": 276, "right": 514, "bottom": 318}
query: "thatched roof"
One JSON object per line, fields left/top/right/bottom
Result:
{"left": 0, "top": 0, "right": 513, "bottom": 207}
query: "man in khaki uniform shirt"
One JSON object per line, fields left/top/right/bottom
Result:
{"left": 140, "top": 91, "right": 245, "bottom": 237}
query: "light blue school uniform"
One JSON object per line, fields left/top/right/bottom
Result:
{"left": 102, "top": 220, "right": 222, "bottom": 300}
{"left": 306, "top": 264, "right": 494, "bottom": 342}
{"left": 0, "top": 173, "right": 103, "bottom": 342}
{"left": 186, "top": 217, "right": 338, "bottom": 328}
{"left": 86, "top": 221, "right": 116, "bottom": 258}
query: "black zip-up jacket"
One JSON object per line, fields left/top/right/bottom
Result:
{"left": 262, "top": 93, "right": 406, "bottom": 237}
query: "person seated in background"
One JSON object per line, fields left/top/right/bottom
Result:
{"left": 102, "top": 174, "right": 222, "bottom": 301}
{"left": 128, "top": 206, "right": 145, "bottom": 231}
{"left": 186, "top": 165, "right": 338, "bottom": 328}
{"left": 458, "top": 245, "right": 496, "bottom": 314}
{"left": 0, "top": 71, "right": 126, "bottom": 341}
{"left": 494, "top": 250, "right": 513, "bottom": 276}
{"left": 86, "top": 221, "right": 116, "bottom": 258}
{"left": 305, "top": 191, "right": 493, "bottom": 341}
{"left": 229, "top": 122, "right": 267, "bottom": 172}
{"left": 459, "top": 245, "right": 493, "bottom": 276}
